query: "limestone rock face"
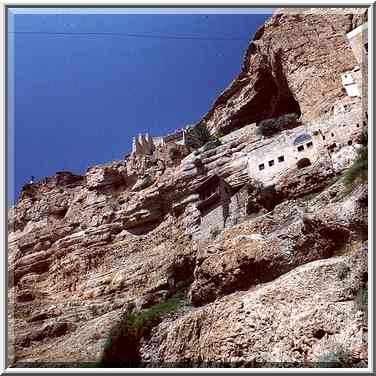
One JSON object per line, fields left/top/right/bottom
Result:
{"left": 8, "top": 8, "right": 368, "bottom": 367}
{"left": 121, "top": 187, "right": 164, "bottom": 229}
{"left": 188, "top": 180, "right": 366, "bottom": 306}
{"left": 147, "top": 250, "right": 367, "bottom": 366}
{"left": 86, "top": 162, "right": 127, "bottom": 190}
{"left": 198, "top": 8, "right": 366, "bottom": 135}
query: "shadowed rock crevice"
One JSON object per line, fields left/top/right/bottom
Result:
{"left": 198, "top": 10, "right": 363, "bottom": 135}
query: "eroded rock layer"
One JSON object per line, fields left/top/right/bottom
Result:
{"left": 198, "top": 8, "right": 365, "bottom": 135}
{"left": 8, "top": 7, "right": 368, "bottom": 368}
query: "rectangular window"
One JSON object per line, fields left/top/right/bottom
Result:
{"left": 365, "top": 42, "right": 368, "bottom": 53}
{"left": 322, "top": 135, "right": 326, "bottom": 140}
{"left": 278, "top": 156, "right": 284, "bottom": 163}
{"left": 306, "top": 141, "right": 313, "bottom": 148}
{"left": 328, "top": 143, "right": 336, "bottom": 152}
{"left": 268, "top": 160, "right": 274, "bottom": 167}
{"left": 297, "top": 145, "right": 304, "bottom": 152}
{"left": 258, "top": 163, "right": 265, "bottom": 171}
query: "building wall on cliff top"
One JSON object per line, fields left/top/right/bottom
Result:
{"left": 195, "top": 92, "right": 366, "bottom": 240}
{"left": 247, "top": 98, "right": 365, "bottom": 185}
{"left": 259, "top": 11, "right": 364, "bottom": 123}
{"left": 347, "top": 22, "right": 368, "bottom": 66}
{"left": 347, "top": 22, "right": 368, "bottom": 111}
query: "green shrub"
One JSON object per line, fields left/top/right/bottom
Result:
{"left": 168, "top": 146, "right": 180, "bottom": 160}
{"left": 210, "top": 227, "right": 221, "bottom": 239}
{"left": 216, "top": 131, "right": 225, "bottom": 139}
{"left": 80, "top": 362, "right": 101, "bottom": 368}
{"left": 356, "top": 129, "right": 368, "bottom": 146}
{"left": 186, "top": 123, "right": 213, "bottom": 148}
{"left": 175, "top": 279, "right": 192, "bottom": 291}
{"left": 256, "top": 121, "right": 281, "bottom": 137}
{"left": 344, "top": 147, "right": 368, "bottom": 187}
{"left": 99, "top": 295, "right": 184, "bottom": 367}
{"left": 202, "top": 139, "right": 222, "bottom": 152}
{"left": 256, "top": 113, "right": 298, "bottom": 137}
{"left": 355, "top": 287, "right": 368, "bottom": 323}
{"left": 314, "top": 348, "right": 345, "bottom": 368}
{"left": 356, "top": 287, "right": 368, "bottom": 307}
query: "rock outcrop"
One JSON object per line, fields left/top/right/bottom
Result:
{"left": 189, "top": 180, "right": 366, "bottom": 306}
{"left": 198, "top": 8, "right": 366, "bottom": 135}
{"left": 145, "top": 250, "right": 367, "bottom": 367}
{"left": 8, "top": 8, "right": 368, "bottom": 369}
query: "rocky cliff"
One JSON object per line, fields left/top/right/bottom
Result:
{"left": 8, "top": 8, "right": 368, "bottom": 368}
{"left": 198, "top": 8, "right": 366, "bottom": 135}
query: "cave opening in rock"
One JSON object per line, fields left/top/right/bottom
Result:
{"left": 270, "top": 49, "right": 302, "bottom": 120}
{"left": 313, "top": 329, "right": 327, "bottom": 340}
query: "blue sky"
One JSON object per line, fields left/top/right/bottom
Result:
{"left": 8, "top": 8, "right": 272, "bottom": 205}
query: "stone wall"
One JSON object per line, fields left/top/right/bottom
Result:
{"left": 163, "top": 130, "right": 185, "bottom": 144}
{"left": 199, "top": 202, "right": 225, "bottom": 242}
{"left": 347, "top": 22, "right": 368, "bottom": 66}
{"left": 346, "top": 22, "right": 368, "bottom": 112}
{"left": 341, "top": 69, "right": 361, "bottom": 98}
{"left": 248, "top": 98, "right": 365, "bottom": 185}
{"left": 155, "top": 143, "right": 189, "bottom": 167}
{"left": 197, "top": 184, "right": 249, "bottom": 242}
{"left": 152, "top": 136, "right": 164, "bottom": 148}
{"left": 225, "top": 187, "right": 249, "bottom": 228}
{"left": 131, "top": 133, "right": 156, "bottom": 157}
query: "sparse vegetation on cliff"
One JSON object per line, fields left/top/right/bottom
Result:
{"left": 356, "top": 129, "right": 368, "bottom": 146}
{"left": 100, "top": 295, "right": 184, "bottom": 367}
{"left": 186, "top": 123, "right": 212, "bottom": 146}
{"left": 256, "top": 113, "right": 298, "bottom": 137}
{"left": 185, "top": 123, "right": 223, "bottom": 152}
{"left": 315, "top": 345, "right": 346, "bottom": 368}
{"left": 344, "top": 135, "right": 368, "bottom": 188}
{"left": 9, "top": 9, "right": 369, "bottom": 368}
{"left": 168, "top": 146, "right": 181, "bottom": 160}
{"left": 202, "top": 138, "right": 222, "bottom": 151}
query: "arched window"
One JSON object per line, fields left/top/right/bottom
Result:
{"left": 293, "top": 133, "right": 312, "bottom": 146}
